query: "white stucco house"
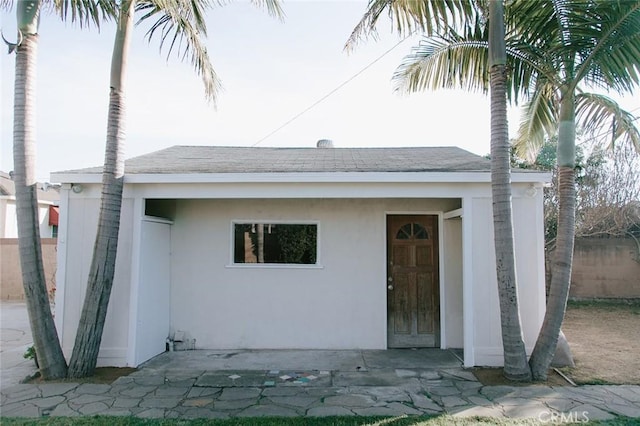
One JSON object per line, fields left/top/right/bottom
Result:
{"left": 1, "top": 171, "right": 60, "bottom": 239}
{"left": 51, "top": 144, "right": 550, "bottom": 369}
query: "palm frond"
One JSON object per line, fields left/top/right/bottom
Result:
{"left": 576, "top": 92, "right": 640, "bottom": 154}
{"left": 506, "top": 42, "right": 544, "bottom": 104}
{"left": 345, "top": 0, "right": 477, "bottom": 52}
{"left": 53, "top": 0, "right": 117, "bottom": 28}
{"left": 505, "top": 0, "right": 558, "bottom": 47}
{"left": 250, "top": 0, "right": 284, "bottom": 21}
{"left": 574, "top": 0, "right": 640, "bottom": 94}
{"left": 513, "top": 82, "right": 559, "bottom": 162}
{"left": 393, "top": 36, "right": 490, "bottom": 95}
{"left": 136, "top": 0, "right": 221, "bottom": 103}
{"left": 392, "top": 23, "right": 540, "bottom": 105}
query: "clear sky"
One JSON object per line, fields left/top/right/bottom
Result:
{"left": 1, "top": 1, "right": 638, "bottom": 182}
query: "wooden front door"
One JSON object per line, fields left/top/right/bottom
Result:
{"left": 387, "top": 215, "right": 440, "bottom": 348}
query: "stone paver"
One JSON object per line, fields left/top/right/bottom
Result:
{"left": 1, "top": 352, "right": 639, "bottom": 421}
{"left": 214, "top": 398, "right": 259, "bottom": 410}
{"left": 218, "top": 387, "right": 261, "bottom": 400}
{"left": 266, "top": 396, "right": 319, "bottom": 408}
{"left": 307, "top": 405, "right": 354, "bottom": 417}
{"left": 236, "top": 404, "right": 299, "bottom": 417}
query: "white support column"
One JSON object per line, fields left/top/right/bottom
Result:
{"left": 438, "top": 212, "right": 446, "bottom": 349}
{"left": 462, "top": 197, "right": 475, "bottom": 367}
{"left": 534, "top": 187, "right": 547, "bottom": 326}
{"left": 53, "top": 185, "right": 71, "bottom": 341}
{"left": 126, "top": 196, "right": 145, "bottom": 366}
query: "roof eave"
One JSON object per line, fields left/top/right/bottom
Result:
{"left": 51, "top": 171, "right": 552, "bottom": 185}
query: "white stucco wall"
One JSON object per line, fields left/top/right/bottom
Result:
{"left": 443, "top": 217, "right": 463, "bottom": 348}
{"left": 55, "top": 178, "right": 547, "bottom": 367}
{"left": 0, "top": 200, "right": 53, "bottom": 238}
{"left": 169, "top": 198, "right": 460, "bottom": 350}
{"left": 0, "top": 199, "right": 15, "bottom": 238}
{"left": 471, "top": 190, "right": 546, "bottom": 366}
{"left": 57, "top": 188, "right": 135, "bottom": 367}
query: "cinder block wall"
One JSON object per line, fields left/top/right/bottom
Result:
{"left": 0, "top": 238, "right": 58, "bottom": 300}
{"left": 566, "top": 237, "right": 640, "bottom": 299}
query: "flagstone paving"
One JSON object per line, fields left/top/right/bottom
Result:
{"left": 3, "top": 301, "right": 638, "bottom": 421}
{"left": 2, "top": 366, "right": 640, "bottom": 421}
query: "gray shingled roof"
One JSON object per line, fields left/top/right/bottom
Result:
{"left": 61, "top": 145, "right": 493, "bottom": 174}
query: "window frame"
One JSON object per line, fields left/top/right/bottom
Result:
{"left": 228, "top": 220, "right": 322, "bottom": 269}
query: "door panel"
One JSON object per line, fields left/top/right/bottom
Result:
{"left": 392, "top": 273, "right": 411, "bottom": 334}
{"left": 393, "top": 245, "right": 410, "bottom": 267}
{"left": 135, "top": 220, "right": 171, "bottom": 366}
{"left": 416, "top": 246, "right": 432, "bottom": 267}
{"left": 416, "top": 272, "right": 434, "bottom": 334}
{"left": 387, "top": 215, "right": 439, "bottom": 348}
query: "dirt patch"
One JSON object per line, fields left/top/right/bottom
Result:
{"left": 473, "top": 367, "right": 569, "bottom": 386}
{"left": 26, "top": 367, "right": 137, "bottom": 385}
{"left": 472, "top": 300, "right": 640, "bottom": 386}
{"left": 559, "top": 300, "right": 640, "bottom": 385}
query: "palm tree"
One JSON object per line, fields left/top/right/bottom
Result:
{"left": 392, "top": 0, "right": 640, "bottom": 380}
{"left": 4, "top": 0, "right": 114, "bottom": 380}
{"left": 487, "top": 0, "right": 531, "bottom": 381}
{"left": 66, "top": 0, "right": 284, "bottom": 378}
{"left": 509, "top": 0, "right": 640, "bottom": 380}
{"left": 347, "top": 0, "right": 532, "bottom": 381}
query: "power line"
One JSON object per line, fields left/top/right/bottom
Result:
{"left": 250, "top": 25, "right": 640, "bottom": 149}
{"left": 251, "top": 34, "right": 415, "bottom": 147}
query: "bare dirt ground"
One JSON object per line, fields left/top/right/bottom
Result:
{"left": 27, "top": 367, "right": 137, "bottom": 384}
{"left": 560, "top": 300, "right": 640, "bottom": 385}
{"left": 473, "top": 300, "right": 640, "bottom": 386}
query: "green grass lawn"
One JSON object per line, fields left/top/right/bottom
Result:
{"left": 1, "top": 416, "right": 639, "bottom": 426}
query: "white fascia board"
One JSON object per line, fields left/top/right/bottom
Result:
{"left": 125, "top": 181, "right": 488, "bottom": 200}
{"left": 51, "top": 171, "right": 551, "bottom": 185}
{"left": 127, "top": 172, "right": 492, "bottom": 183}
{"left": 50, "top": 173, "right": 103, "bottom": 184}
{"left": 511, "top": 172, "right": 552, "bottom": 183}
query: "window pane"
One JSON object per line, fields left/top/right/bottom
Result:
{"left": 396, "top": 224, "right": 412, "bottom": 239}
{"left": 413, "top": 223, "right": 429, "bottom": 239}
{"left": 396, "top": 223, "right": 429, "bottom": 240}
{"left": 234, "top": 223, "right": 317, "bottom": 264}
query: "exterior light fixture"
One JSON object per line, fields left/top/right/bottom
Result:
{"left": 525, "top": 184, "right": 537, "bottom": 197}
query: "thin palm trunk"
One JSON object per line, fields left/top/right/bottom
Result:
{"left": 67, "top": 0, "right": 135, "bottom": 378}
{"left": 530, "top": 90, "right": 576, "bottom": 380}
{"left": 488, "top": 0, "right": 531, "bottom": 381}
{"left": 13, "top": 1, "right": 68, "bottom": 380}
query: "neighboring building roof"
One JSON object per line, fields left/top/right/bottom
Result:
{"left": 0, "top": 171, "right": 14, "bottom": 196}
{"left": 57, "top": 145, "right": 495, "bottom": 175}
{"left": 0, "top": 171, "right": 60, "bottom": 202}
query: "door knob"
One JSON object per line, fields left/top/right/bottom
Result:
{"left": 388, "top": 277, "right": 393, "bottom": 282}
{"left": 388, "top": 285, "right": 394, "bottom": 290}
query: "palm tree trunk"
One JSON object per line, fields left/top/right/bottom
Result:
{"left": 13, "top": 1, "right": 68, "bottom": 380}
{"left": 257, "top": 223, "right": 265, "bottom": 263}
{"left": 529, "top": 90, "right": 576, "bottom": 380}
{"left": 67, "top": 0, "right": 135, "bottom": 378}
{"left": 488, "top": 0, "right": 531, "bottom": 382}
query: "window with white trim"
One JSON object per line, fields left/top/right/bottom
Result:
{"left": 233, "top": 223, "right": 317, "bottom": 265}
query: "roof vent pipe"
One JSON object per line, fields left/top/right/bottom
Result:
{"left": 316, "top": 139, "right": 334, "bottom": 148}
